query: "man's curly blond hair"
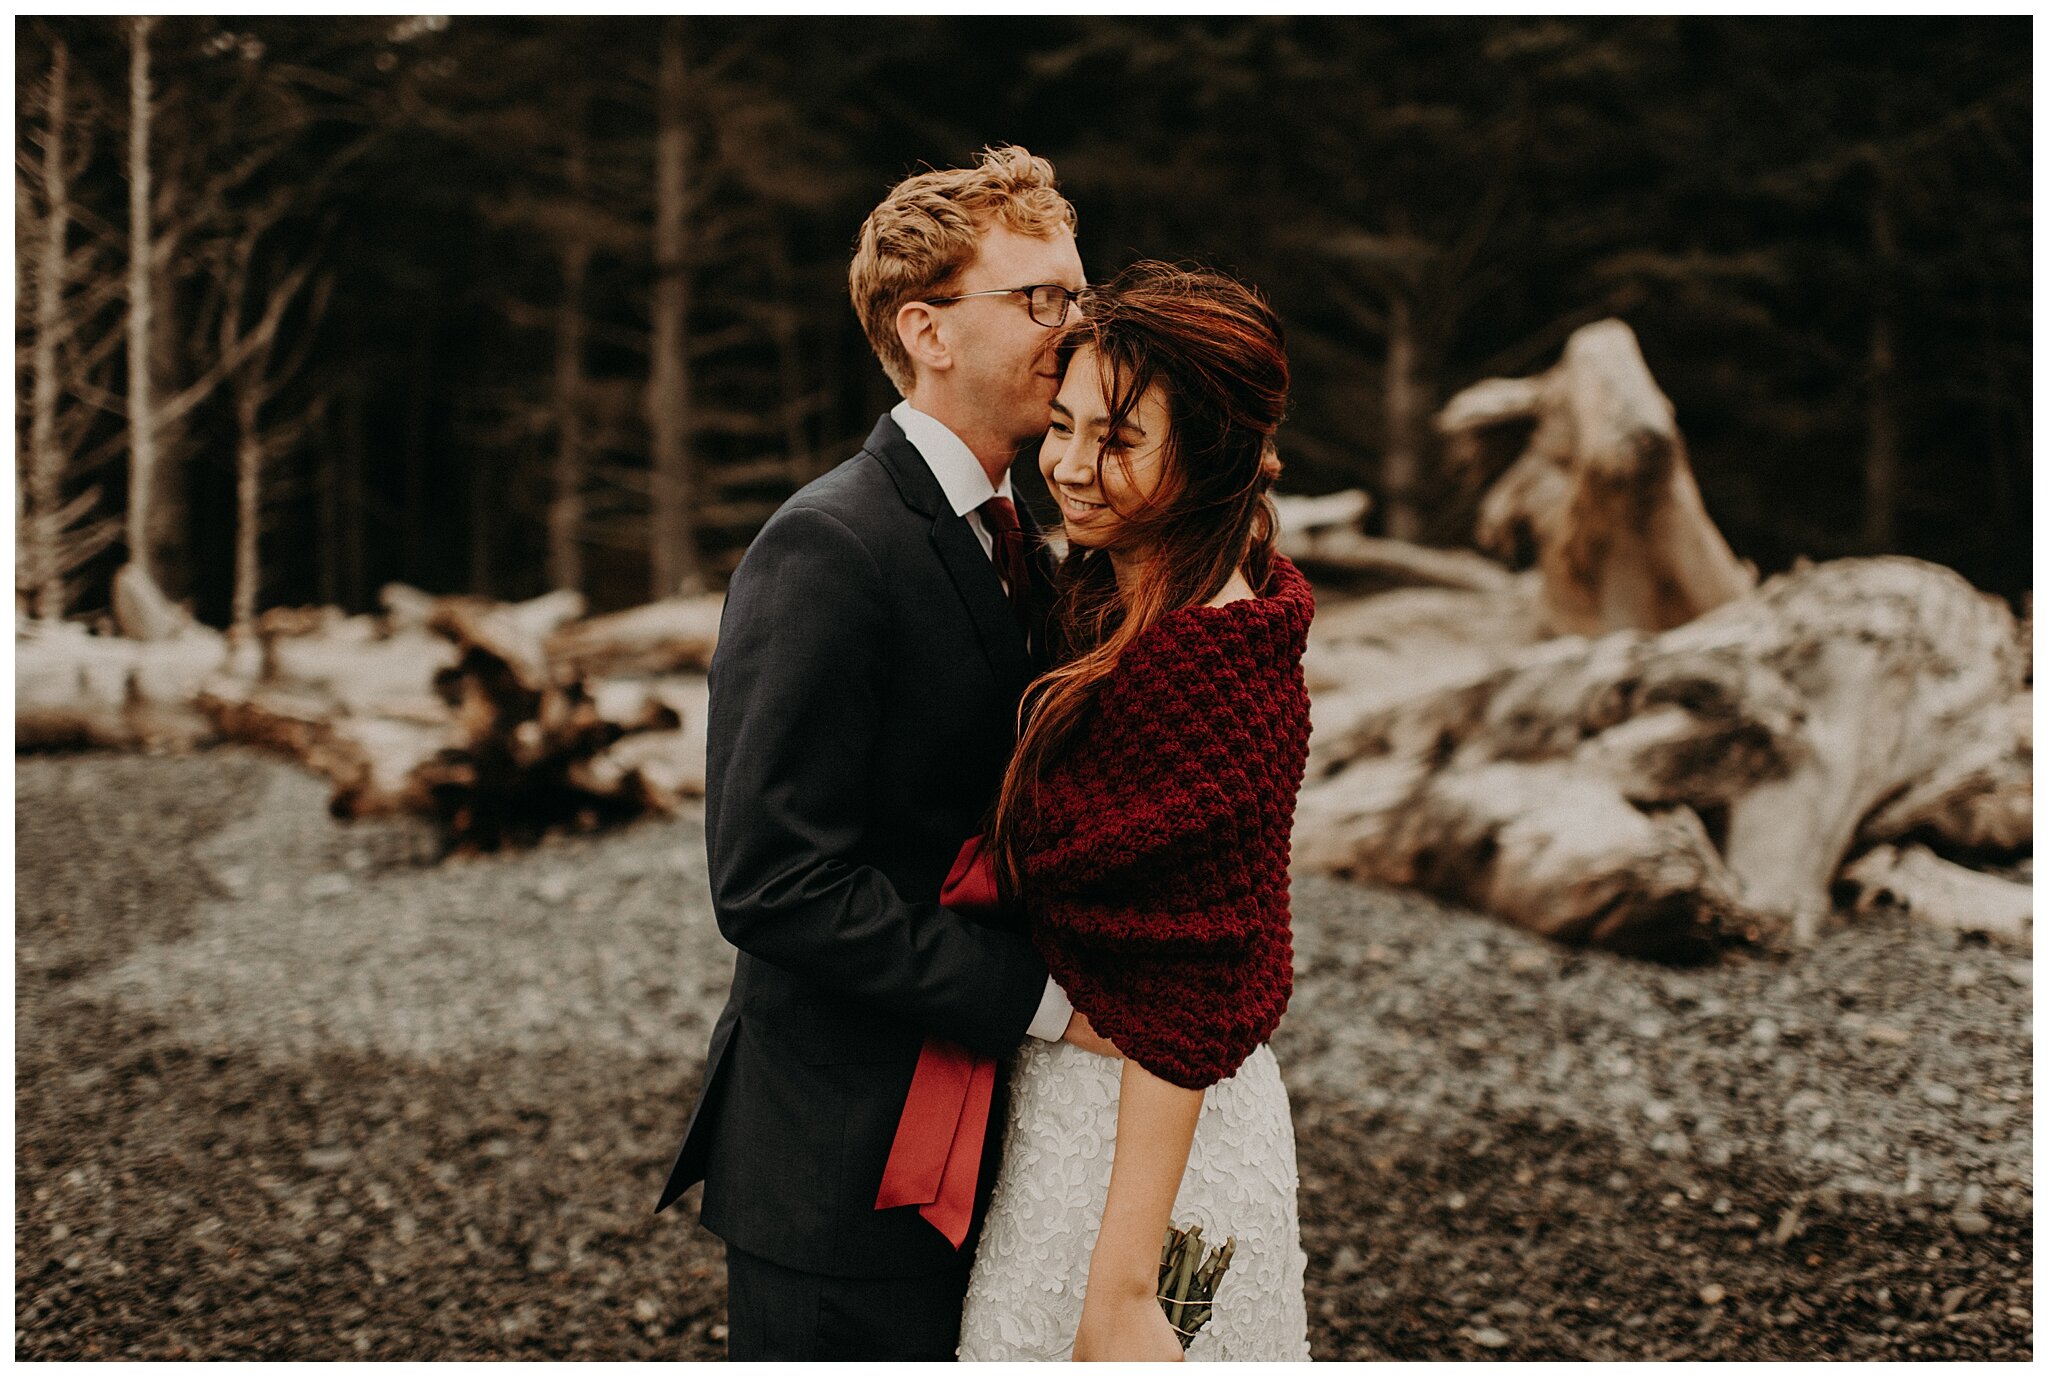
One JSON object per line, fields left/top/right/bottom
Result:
{"left": 849, "top": 145, "right": 1078, "bottom": 395}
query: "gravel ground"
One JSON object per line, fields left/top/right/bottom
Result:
{"left": 16, "top": 748, "right": 2033, "bottom": 1359}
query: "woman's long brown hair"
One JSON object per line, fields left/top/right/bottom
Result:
{"left": 987, "top": 262, "right": 1290, "bottom": 900}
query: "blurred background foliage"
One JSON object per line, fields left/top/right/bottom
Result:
{"left": 15, "top": 16, "right": 2031, "bottom": 622}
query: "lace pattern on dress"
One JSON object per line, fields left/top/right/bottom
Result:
{"left": 957, "top": 1039, "right": 1311, "bottom": 1361}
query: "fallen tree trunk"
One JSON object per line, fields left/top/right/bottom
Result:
{"left": 398, "top": 590, "right": 708, "bottom": 851}
{"left": 257, "top": 611, "right": 455, "bottom": 720}
{"left": 1295, "top": 556, "right": 2029, "bottom": 958}
{"left": 17, "top": 616, "right": 223, "bottom": 750}
{"left": 545, "top": 593, "right": 722, "bottom": 677}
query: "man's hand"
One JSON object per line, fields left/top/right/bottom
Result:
{"left": 1061, "top": 1010, "right": 1122, "bottom": 1059}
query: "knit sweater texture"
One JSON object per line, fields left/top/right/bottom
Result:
{"left": 1020, "top": 553, "right": 1316, "bottom": 1090}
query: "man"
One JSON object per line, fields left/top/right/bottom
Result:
{"left": 654, "top": 145, "right": 1113, "bottom": 1360}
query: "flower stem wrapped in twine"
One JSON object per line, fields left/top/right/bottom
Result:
{"left": 1157, "top": 1224, "right": 1235, "bottom": 1350}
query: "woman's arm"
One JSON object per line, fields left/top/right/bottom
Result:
{"left": 1074, "top": 1056, "right": 1204, "bottom": 1362}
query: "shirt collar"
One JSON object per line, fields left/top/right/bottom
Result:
{"left": 891, "top": 399, "right": 1012, "bottom": 518}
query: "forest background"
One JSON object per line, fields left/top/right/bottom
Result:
{"left": 14, "top": 15, "right": 2032, "bottom": 629}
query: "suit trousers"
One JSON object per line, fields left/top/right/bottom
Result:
{"left": 723, "top": 1242, "right": 972, "bottom": 1361}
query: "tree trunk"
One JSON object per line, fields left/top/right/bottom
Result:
{"left": 26, "top": 37, "right": 71, "bottom": 622}
{"left": 1862, "top": 168, "right": 1900, "bottom": 552}
{"left": 147, "top": 243, "right": 187, "bottom": 598}
{"left": 123, "top": 16, "right": 159, "bottom": 594}
{"left": 341, "top": 371, "right": 367, "bottom": 609}
{"left": 646, "top": 15, "right": 703, "bottom": 598}
{"left": 548, "top": 93, "right": 591, "bottom": 595}
{"left": 469, "top": 448, "right": 492, "bottom": 598}
{"left": 231, "top": 393, "right": 262, "bottom": 637}
{"left": 767, "top": 225, "right": 812, "bottom": 486}
{"left": 1382, "top": 291, "right": 1422, "bottom": 542}
{"left": 403, "top": 303, "right": 432, "bottom": 586}
{"left": 222, "top": 237, "right": 260, "bottom": 639}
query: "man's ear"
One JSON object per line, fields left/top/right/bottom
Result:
{"left": 896, "top": 300, "right": 951, "bottom": 375}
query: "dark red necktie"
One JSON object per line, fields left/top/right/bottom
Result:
{"left": 977, "top": 496, "right": 1032, "bottom": 629}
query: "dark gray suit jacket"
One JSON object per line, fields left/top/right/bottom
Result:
{"left": 654, "top": 414, "right": 1054, "bottom": 1278}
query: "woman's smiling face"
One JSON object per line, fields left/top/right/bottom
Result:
{"left": 1039, "top": 345, "right": 1173, "bottom": 552}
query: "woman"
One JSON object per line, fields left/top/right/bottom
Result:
{"left": 954, "top": 263, "right": 1314, "bottom": 1361}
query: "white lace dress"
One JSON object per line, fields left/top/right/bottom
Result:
{"left": 956, "top": 1037, "right": 1311, "bottom": 1361}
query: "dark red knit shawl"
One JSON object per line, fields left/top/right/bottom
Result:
{"left": 1020, "top": 554, "right": 1315, "bottom": 1090}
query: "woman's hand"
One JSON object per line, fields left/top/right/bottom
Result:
{"left": 1075, "top": 1057, "right": 1204, "bottom": 1359}
{"left": 1073, "top": 1284, "right": 1184, "bottom": 1362}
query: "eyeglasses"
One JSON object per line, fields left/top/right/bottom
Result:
{"left": 924, "top": 283, "right": 1080, "bottom": 329}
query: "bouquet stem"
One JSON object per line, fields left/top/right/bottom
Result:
{"left": 1157, "top": 1224, "right": 1235, "bottom": 1350}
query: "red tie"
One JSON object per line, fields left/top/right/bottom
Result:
{"left": 977, "top": 496, "right": 1032, "bottom": 629}
{"left": 873, "top": 836, "right": 1003, "bottom": 1248}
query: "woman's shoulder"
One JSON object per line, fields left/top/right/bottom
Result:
{"left": 1086, "top": 556, "right": 1313, "bottom": 748}
{"left": 1116, "top": 555, "right": 1314, "bottom": 682}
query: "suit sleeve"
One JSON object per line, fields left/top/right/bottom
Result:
{"left": 702, "top": 502, "right": 1048, "bottom": 1058}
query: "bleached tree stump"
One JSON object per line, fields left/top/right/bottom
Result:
{"left": 1438, "top": 319, "right": 1757, "bottom": 636}
{"left": 1295, "top": 556, "right": 2029, "bottom": 958}
{"left": 110, "top": 562, "right": 196, "bottom": 643}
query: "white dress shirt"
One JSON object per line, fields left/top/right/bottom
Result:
{"left": 891, "top": 400, "right": 1073, "bottom": 1044}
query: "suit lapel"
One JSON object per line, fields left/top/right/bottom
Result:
{"left": 930, "top": 512, "right": 1035, "bottom": 694}
{"left": 864, "top": 414, "right": 1036, "bottom": 693}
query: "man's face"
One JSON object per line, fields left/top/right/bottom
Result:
{"left": 933, "top": 223, "right": 1086, "bottom": 447}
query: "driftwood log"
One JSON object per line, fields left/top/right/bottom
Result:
{"left": 545, "top": 594, "right": 722, "bottom": 677}
{"left": 1275, "top": 488, "right": 1514, "bottom": 594}
{"left": 16, "top": 614, "right": 223, "bottom": 750}
{"left": 409, "top": 591, "right": 703, "bottom": 850}
{"left": 1295, "top": 556, "right": 2030, "bottom": 959}
{"left": 1839, "top": 844, "right": 2032, "bottom": 942}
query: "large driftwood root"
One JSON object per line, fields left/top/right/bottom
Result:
{"left": 409, "top": 592, "right": 695, "bottom": 850}
{"left": 1295, "top": 556, "right": 2029, "bottom": 959}
{"left": 1439, "top": 319, "right": 1757, "bottom": 636}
